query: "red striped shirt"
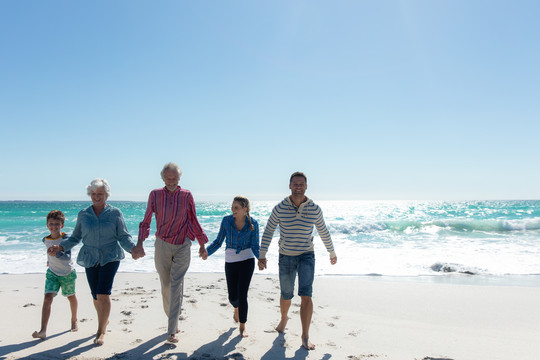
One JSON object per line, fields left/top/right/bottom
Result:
{"left": 138, "top": 186, "right": 208, "bottom": 246}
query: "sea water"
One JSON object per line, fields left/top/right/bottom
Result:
{"left": 1, "top": 200, "right": 540, "bottom": 280}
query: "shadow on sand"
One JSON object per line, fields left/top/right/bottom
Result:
{"left": 260, "top": 333, "right": 331, "bottom": 360}
{"left": 107, "top": 327, "right": 244, "bottom": 360}
{"left": 2, "top": 332, "right": 95, "bottom": 360}
{"left": 1, "top": 328, "right": 333, "bottom": 360}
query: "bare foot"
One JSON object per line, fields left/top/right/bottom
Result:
{"left": 167, "top": 334, "right": 179, "bottom": 343}
{"left": 71, "top": 320, "right": 79, "bottom": 332}
{"left": 302, "top": 337, "right": 315, "bottom": 350}
{"left": 233, "top": 308, "right": 239, "bottom": 323}
{"left": 93, "top": 332, "right": 105, "bottom": 346}
{"left": 239, "top": 323, "right": 248, "bottom": 338}
{"left": 32, "top": 330, "right": 46, "bottom": 340}
{"left": 275, "top": 318, "right": 288, "bottom": 333}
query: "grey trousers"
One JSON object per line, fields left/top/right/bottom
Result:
{"left": 154, "top": 237, "right": 191, "bottom": 335}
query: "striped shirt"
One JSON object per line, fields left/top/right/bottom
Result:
{"left": 260, "top": 196, "right": 336, "bottom": 258}
{"left": 206, "top": 215, "right": 260, "bottom": 259}
{"left": 44, "top": 233, "right": 74, "bottom": 276}
{"left": 138, "top": 186, "right": 208, "bottom": 246}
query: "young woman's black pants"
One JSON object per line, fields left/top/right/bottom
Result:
{"left": 225, "top": 258, "right": 255, "bottom": 323}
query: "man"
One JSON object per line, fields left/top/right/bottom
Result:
{"left": 135, "top": 162, "right": 208, "bottom": 343}
{"left": 258, "top": 171, "right": 337, "bottom": 350}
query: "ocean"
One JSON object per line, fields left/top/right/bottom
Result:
{"left": 1, "top": 200, "right": 540, "bottom": 281}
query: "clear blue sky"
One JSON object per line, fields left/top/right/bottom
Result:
{"left": 1, "top": 1, "right": 539, "bottom": 201}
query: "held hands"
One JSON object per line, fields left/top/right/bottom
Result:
{"left": 47, "top": 245, "right": 63, "bottom": 256}
{"left": 199, "top": 245, "right": 208, "bottom": 260}
{"left": 256, "top": 256, "right": 334, "bottom": 270}
{"left": 131, "top": 244, "right": 146, "bottom": 260}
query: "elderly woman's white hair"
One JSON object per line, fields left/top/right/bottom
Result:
{"left": 160, "top": 162, "right": 182, "bottom": 180}
{"left": 86, "top": 178, "right": 111, "bottom": 197}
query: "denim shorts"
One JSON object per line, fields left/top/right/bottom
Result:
{"left": 278, "top": 251, "right": 315, "bottom": 300}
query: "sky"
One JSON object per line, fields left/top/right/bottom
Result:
{"left": 1, "top": 0, "right": 539, "bottom": 201}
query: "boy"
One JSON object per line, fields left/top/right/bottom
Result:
{"left": 32, "top": 210, "right": 78, "bottom": 340}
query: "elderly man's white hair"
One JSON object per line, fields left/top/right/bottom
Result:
{"left": 86, "top": 178, "right": 111, "bottom": 197}
{"left": 161, "top": 162, "right": 182, "bottom": 180}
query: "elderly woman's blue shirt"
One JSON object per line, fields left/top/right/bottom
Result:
{"left": 60, "top": 205, "right": 135, "bottom": 267}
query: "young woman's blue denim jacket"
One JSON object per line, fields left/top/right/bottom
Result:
{"left": 60, "top": 205, "right": 135, "bottom": 268}
{"left": 206, "top": 215, "right": 260, "bottom": 258}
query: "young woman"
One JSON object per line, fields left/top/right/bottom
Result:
{"left": 202, "top": 196, "right": 259, "bottom": 337}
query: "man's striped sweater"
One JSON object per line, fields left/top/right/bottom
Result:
{"left": 260, "top": 196, "right": 336, "bottom": 259}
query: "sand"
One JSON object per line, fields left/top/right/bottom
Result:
{"left": 1, "top": 272, "right": 539, "bottom": 360}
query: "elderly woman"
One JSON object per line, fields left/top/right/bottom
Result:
{"left": 48, "top": 178, "right": 143, "bottom": 345}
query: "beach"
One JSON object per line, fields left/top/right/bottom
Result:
{"left": 1, "top": 272, "right": 539, "bottom": 360}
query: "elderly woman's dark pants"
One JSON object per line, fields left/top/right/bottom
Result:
{"left": 85, "top": 261, "right": 120, "bottom": 300}
{"left": 225, "top": 258, "right": 255, "bottom": 324}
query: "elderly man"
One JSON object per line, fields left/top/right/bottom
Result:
{"left": 258, "top": 171, "right": 337, "bottom": 350}
{"left": 135, "top": 162, "right": 208, "bottom": 343}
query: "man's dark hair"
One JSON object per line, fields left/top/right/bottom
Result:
{"left": 289, "top": 171, "right": 307, "bottom": 184}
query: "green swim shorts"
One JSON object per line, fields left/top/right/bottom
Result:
{"left": 45, "top": 268, "right": 77, "bottom": 296}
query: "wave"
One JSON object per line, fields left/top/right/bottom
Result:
{"left": 329, "top": 217, "right": 540, "bottom": 235}
{"left": 430, "top": 262, "right": 486, "bottom": 275}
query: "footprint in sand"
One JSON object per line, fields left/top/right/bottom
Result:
{"left": 23, "top": 303, "right": 37, "bottom": 307}
{"left": 326, "top": 322, "right": 335, "bottom": 327}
